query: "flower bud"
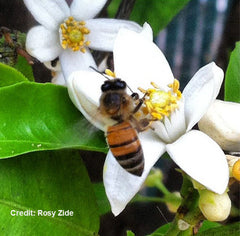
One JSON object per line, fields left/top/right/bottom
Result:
{"left": 144, "top": 168, "right": 163, "bottom": 187}
{"left": 198, "top": 100, "right": 240, "bottom": 152}
{"left": 166, "top": 192, "right": 181, "bottom": 213}
{"left": 232, "top": 159, "right": 240, "bottom": 181}
{"left": 198, "top": 190, "right": 231, "bottom": 221}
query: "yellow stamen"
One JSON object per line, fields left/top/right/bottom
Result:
{"left": 60, "top": 17, "right": 90, "bottom": 53}
{"left": 105, "top": 69, "right": 116, "bottom": 78}
{"left": 139, "top": 79, "right": 182, "bottom": 121}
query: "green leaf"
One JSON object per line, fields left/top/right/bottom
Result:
{"left": 108, "top": 0, "right": 190, "bottom": 36}
{"left": 0, "top": 62, "right": 28, "bottom": 87}
{"left": 224, "top": 42, "right": 240, "bottom": 102}
{"left": 0, "top": 82, "right": 107, "bottom": 159}
{"left": 131, "top": 0, "right": 190, "bottom": 36}
{"left": 147, "top": 223, "right": 171, "bottom": 236}
{"left": 0, "top": 150, "right": 99, "bottom": 235}
{"left": 127, "top": 230, "right": 135, "bottom": 236}
{"left": 198, "top": 220, "right": 220, "bottom": 232}
{"left": 93, "top": 183, "right": 111, "bottom": 215}
{"left": 148, "top": 221, "right": 221, "bottom": 236}
{"left": 14, "top": 55, "right": 35, "bottom": 81}
{"left": 107, "top": 0, "right": 121, "bottom": 17}
{"left": 197, "top": 222, "right": 240, "bottom": 236}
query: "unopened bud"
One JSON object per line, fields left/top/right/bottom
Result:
{"left": 166, "top": 192, "right": 181, "bottom": 213}
{"left": 198, "top": 100, "right": 240, "bottom": 152}
{"left": 198, "top": 190, "right": 231, "bottom": 221}
{"left": 226, "top": 155, "right": 240, "bottom": 181}
{"left": 232, "top": 159, "right": 240, "bottom": 181}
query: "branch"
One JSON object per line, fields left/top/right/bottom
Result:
{"left": 115, "top": 0, "right": 136, "bottom": 19}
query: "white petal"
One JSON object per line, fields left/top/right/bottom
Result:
{"left": 70, "top": 0, "right": 107, "bottom": 20}
{"left": 59, "top": 49, "right": 97, "bottom": 79}
{"left": 67, "top": 70, "right": 114, "bottom": 131}
{"left": 86, "top": 19, "right": 142, "bottom": 52}
{"left": 139, "top": 22, "right": 153, "bottom": 41}
{"left": 103, "top": 130, "right": 166, "bottom": 216}
{"left": 114, "top": 28, "right": 174, "bottom": 93}
{"left": 23, "top": 0, "right": 70, "bottom": 30}
{"left": 152, "top": 101, "right": 186, "bottom": 143}
{"left": 166, "top": 130, "right": 229, "bottom": 194}
{"left": 183, "top": 62, "right": 224, "bottom": 131}
{"left": 26, "top": 26, "right": 62, "bottom": 62}
{"left": 51, "top": 72, "right": 66, "bottom": 86}
{"left": 199, "top": 100, "right": 240, "bottom": 151}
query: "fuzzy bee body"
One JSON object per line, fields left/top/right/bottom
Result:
{"left": 106, "top": 121, "right": 144, "bottom": 176}
{"left": 99, "top": 78, "right": 146, "bottom": 176}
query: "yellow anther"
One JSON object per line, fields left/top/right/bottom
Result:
{"left": 105, "top": 69, "right": 116, "bottom": 78}
{"left": 80, "top": 48, "right": 86, "bottom": 53}
{"left": 85, "top": 41, "right": 91, "bottom": 46}
{"left": 60, "top": 17, "right": 90, "bottom": 52}
{"left": 138, "top": 80, "right": 182, "bottom": 121}
{"left": 138, "top": 87, "right": 147, "bottom": 94}
{"left": 150, "top": 81, "right": 160, "bottom": 89}
{"left": 232, "top": 159, "right": 240, "bottom": 181}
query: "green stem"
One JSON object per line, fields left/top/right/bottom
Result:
{"left": 134, "top": 194, "right": 181, "bottom": 205}
{"left": 155, "top": 180, "right": 171, "bottom": 195}
{"left": 165, "top": 175, "right": 204, "bottom": 236}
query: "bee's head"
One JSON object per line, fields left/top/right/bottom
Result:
{"left": 100, "top": 79, "right": 132, "bottom": 120}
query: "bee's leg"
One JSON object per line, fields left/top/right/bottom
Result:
{"left": 131, "top": 92, "right": 139, "bottom": 100}
{"left": 130, "top": 115, "right": 152, "bottom": 132}
{"left": 132, "top": 93, "right": 148, "bottom": 114}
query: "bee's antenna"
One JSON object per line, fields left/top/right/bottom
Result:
{"left": 89, "top": 66, "right": 110, "bottom": 80}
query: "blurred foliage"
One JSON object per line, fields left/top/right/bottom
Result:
{"left": 197, "top": 222, "right": 240, "bottom": 236}
{"left": 224, "top": 41, "right": 240, "bottom": 103}
{"left": 14, "top": 55, "right": 34, "bottom": 81}
{"left": 108, "top": 0, "right": 190, "bottom": 36}
{"left": 0, "top": 29, "right": 26, "bottom": 66}
{"left": 0, "top": 29, "right": 34, "bottom": 81}
{"left": 148, "top": 221, "right": 221, "bottom": 236}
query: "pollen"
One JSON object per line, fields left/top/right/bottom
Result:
{"left": 105, "top": 69, "right": 116, "bottom": 78}
{"left": 139, "top": 79, "right": 182, "bottom": 120}
{"left": 60, "top": 16, "right": 90, "bottom": 52}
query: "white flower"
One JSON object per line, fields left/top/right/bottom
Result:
{"left": 24, "top": 0, "right": 142, "bottom": 78}
{"left": 198, "top": 100, "right": 240, "bottom": 151}
{"left": 44, "top": 61, "right": 65, "bottom": 85}
{"left": 67, "top": 27, "right": 229, "bottom": 216}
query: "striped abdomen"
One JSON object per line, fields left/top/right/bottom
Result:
{"left": 106, "top": 121, "right": 144, "bottom": 176}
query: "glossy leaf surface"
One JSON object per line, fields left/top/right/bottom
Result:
{"left": 0, "top": 150, "right": 99, "bottom": 235}
{"left": 0, "top": 82, "right": 107, "bottom": 159}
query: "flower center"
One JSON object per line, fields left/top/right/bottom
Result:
{"left": 60, "top": 16, "right": 90, "bottom": 52}
{"left": 139, "top": 79, "right": 182, "bottom": 120}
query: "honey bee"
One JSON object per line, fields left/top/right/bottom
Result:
{"left": 99, "top": 77, "right": 149, "bottom": 177}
